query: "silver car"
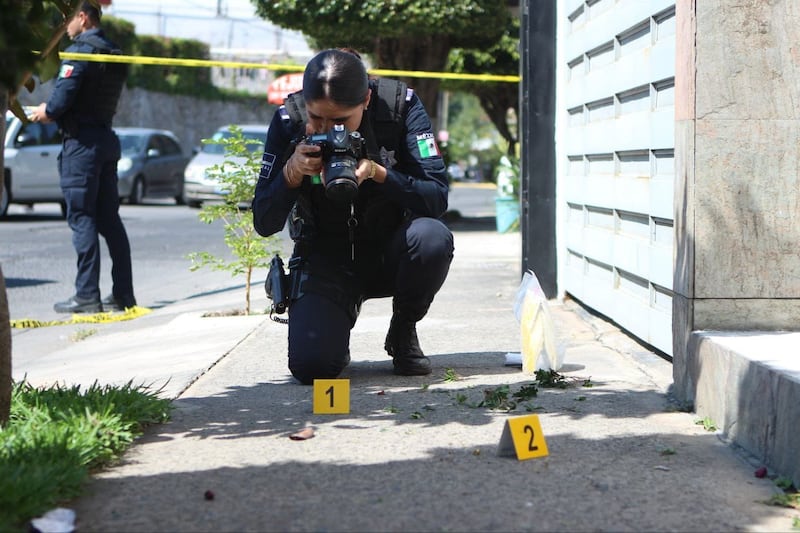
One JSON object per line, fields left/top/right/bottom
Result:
{"left": 2, "top": 112, "right": 188, "bottom": 217}
{"left": 116, "top": 127, "right": 189, "bottom": 204}
{"left": 2, "top": 107, "right": 65, "bottom": 217}
{"left": 183, "top": 124, "right": 269, "bottom": 208}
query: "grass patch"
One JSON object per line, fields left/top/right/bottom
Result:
{"left": 0, "top": 380, "right": 172, "bottom": 531}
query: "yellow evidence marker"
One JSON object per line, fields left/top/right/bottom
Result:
{"left": 497, "top": 414, "right": 549, "bottom": 460}
{"left": 313, "top": 379, "right": 350, "bottom": 414}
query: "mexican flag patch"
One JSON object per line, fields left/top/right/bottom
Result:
{"left": 59, "top": 64, "right": 74, "bottom": 78}
{"left": 416, "top": 133, "right": 441, "bottom": 159}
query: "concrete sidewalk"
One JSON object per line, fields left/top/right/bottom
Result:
{"left": 47, "top": 216, "right": 795, "bottom": 532}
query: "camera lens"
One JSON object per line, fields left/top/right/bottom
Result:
{"left": 324, "top": 156, "right": 359, "bottom": 205}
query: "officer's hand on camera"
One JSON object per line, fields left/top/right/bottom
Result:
{"left": 283, "top": 142, "right": 323, "bottom": 188}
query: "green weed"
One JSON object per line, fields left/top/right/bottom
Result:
{"left": 695, "top": 416, "right": 717, "bottom": 432}
{"left": 479, "top": 385, "right": 515, "bottom": 411}
{"left": 443, "top": 368, "right": 459, "bottom": 382}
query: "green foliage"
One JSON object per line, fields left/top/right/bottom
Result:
{"left": 445, "top": 91, "right": 503, "bottom": 178}
{"left": 695, "top": 416, "right": 718, "bottom": 432}
{"left": 253, "top": 0, "right": 507, "bottom": 51}
{"left": 535, "top": 369, "right": 569, "bottom": 389}
{"left": 495, "top": 153, "right": 520, "bottom": 199}
{"left": 0, "top": 380, "right": 172, "bottom": 531}
{"left": 0, "top": 1, "right": 81, "bottom": 96}
{"left": 446, "top": 15, "right": 520, "bottom": 155}
{"left": 187, "top": 126, "right": 282, "bottom": 314}
{"left": 99, "top": 15, "right": 137, "bottom": 56}
{"left": 766, "top": 491, "right": 800, "bottom": 509}
{"left": 513, "top": 383, "right": 539, "bottom": 401}
{"left": 479, "top": 385, "right": 512, "bottom": 410}
{"left": 127, "top": 34, "right": 214, "bottom": 94}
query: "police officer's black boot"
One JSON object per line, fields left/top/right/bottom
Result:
{"left": 384, "top": 313, "right": 431, "bottom": 376}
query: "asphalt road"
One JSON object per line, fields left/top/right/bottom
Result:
{"left": 1, "top": 200, "right": 263, "bottom": 323}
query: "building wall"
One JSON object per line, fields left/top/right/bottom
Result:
{"left": 556, "top": 0, "right": 676, "bottom": 355}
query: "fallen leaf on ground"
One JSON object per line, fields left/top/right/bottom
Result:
{"left": 289, "top": 427, "right": 315, "bottom": 440}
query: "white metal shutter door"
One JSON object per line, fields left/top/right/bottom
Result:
{"left": 556, "top": 0, "right": 676, "bottom": 355}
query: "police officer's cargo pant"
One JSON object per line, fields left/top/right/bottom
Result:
{"left": 287, "top": 217, "right": 454, "bottom": 384}
{"left": 59, "top": 128, "right": 133, "bottom": 302}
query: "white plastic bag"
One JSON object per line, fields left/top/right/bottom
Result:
{"left": 512, "top": 270, "right": 561, "bottom": 374}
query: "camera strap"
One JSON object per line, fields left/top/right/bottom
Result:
{"left": 347, "top": 202, "right": 358, "bottom": 261}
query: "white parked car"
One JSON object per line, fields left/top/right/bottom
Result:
{"left": 2, "top": 107, "right": 65, "bottom": 217}
{"left": 183, "top": 124, "right": 269, "bottom": 208}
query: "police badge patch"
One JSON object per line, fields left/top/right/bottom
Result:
{"left": 380, "top": 146, "right": 397, "bottom": 169}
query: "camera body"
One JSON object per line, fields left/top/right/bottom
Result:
{"left": 305, "top": 124, "right": 366, "bottom": 204}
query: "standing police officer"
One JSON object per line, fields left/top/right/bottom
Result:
{"left": 30, "top": 1, "right": 136, "bottom": 313}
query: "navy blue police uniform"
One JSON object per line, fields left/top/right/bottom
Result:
{"left": 46, "top": 28, "right": 135, "bottom": 311}
{"left": 253, "top": 80, "right": 454, "bottom": 384}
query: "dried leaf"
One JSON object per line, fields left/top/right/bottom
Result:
{"left": 289, "top": 427, "right": 315, "bottom": 440}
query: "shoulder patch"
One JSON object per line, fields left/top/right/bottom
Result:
{"left": 59, "top": 64, "right": 74, "bottom": 78}
{"left": 415, "top": 132, "right": 441, "bottom": 159}
{"left": 279, "top": 106, "right": 291, "bottom": 121}
{"left": 261, "top": 152, "right": 277, "bottom": 178}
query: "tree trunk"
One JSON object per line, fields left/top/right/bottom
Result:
{"left": 477, "top": 87, "right": 519, "bottom": 156}
{"left": 374, "top": 36, "right": 452, "bottom": 130}
{"left": 0, "top": 86, "right": 12, "bottom": 425}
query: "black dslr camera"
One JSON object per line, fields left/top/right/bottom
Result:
{"left": 305, "top": 124, "right": 366, "bottom": 205}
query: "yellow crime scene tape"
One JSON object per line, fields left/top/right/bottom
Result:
{"left": 59, "top": 52, "right": 521, "bottom": 83}
{"left": 11, "top": 52, "right": 514, "bottom": 328}
{"left": 10, "top": 306, "right": 152, "bottom": 329}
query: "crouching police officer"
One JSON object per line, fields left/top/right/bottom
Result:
{"left": 30, "top": 1, "right": 137, "bottom": 313}
{"left": 253, "top": 49, "right": 454, "bottom": 384}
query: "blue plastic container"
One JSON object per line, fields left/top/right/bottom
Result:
{"left": 495, "top": 197, "right": 520, "bottom": 233}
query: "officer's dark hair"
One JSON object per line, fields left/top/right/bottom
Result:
{"left": 80, "top": 1, "right": 102, "bottom": 25}
{"left": 302, "top": 49, "right": 368, "bottom": 108}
